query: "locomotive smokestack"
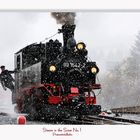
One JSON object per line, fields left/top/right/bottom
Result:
{"left": 51, "top": 12, "right": 76, "bottom": 46}
{"left": 59, "top": 24, "right": 76, "bottom": 46}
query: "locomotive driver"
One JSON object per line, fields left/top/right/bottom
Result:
{"left": 0, "top": 65, "right": 17, "bottom": 104}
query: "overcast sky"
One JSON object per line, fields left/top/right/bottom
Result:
{"left": 0, "top": 12, "right": 140, "bottom": 75}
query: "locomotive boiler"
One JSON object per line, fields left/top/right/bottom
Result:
{"left": 14, "top": 24, "right": 101, "bottom": 120}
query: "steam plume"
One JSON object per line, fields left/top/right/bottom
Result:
{"left": 51, "top": 12, "right": 76, "bottom": 25}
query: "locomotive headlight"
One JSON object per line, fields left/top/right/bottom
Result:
{"left": 76, "top": 42, "right": 86, "bottom": 50}
{"left": 77, "top": 43, "right": 84, "bottom": 50}
{"left": 49, "top": 65, "right": 56, "bottom": 72}
{"left": 91, "top": 67, "right": 97, "bottom": 74}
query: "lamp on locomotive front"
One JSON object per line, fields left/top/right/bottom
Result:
{"left": 91, "top": 67, "right": 97, "bottom": 74}
{"left": 49, "top": 65, "right": 56, "bottom": 72}
{"left": 76, "top": 42, "right": 86, "bottom": 50}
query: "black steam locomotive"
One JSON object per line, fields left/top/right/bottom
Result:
{"left": 14, "top": 24, "right": 101, "bottom": 120}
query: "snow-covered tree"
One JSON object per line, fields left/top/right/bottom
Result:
{"left": 98, "top": 31, "right": 140, "bottom": 109}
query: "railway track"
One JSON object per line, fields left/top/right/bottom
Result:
{"left": 61, "top": 115, "right": 140, "bottom": 125}
{"left": 97, "top": 115, "right": 140, "bottom": 124}
{"left": 1, "top": 111, "right": 139, "bottom": 125}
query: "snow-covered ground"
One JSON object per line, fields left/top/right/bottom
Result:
{"left": 0, "top": 89, "right": 15, "bottom": 115}
{"left": 0, "top": 88, "right": 17, "bottom": 124}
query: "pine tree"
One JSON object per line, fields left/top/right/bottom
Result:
{"left": 124, "top": 31, "right": 140, "bottom": 84}
{"left": 99, "top": 31, "right": 140, "bottom": 108}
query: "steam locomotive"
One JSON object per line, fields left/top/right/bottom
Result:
{"left": 14, "top": 24, "right": 101, "bottom": 120}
